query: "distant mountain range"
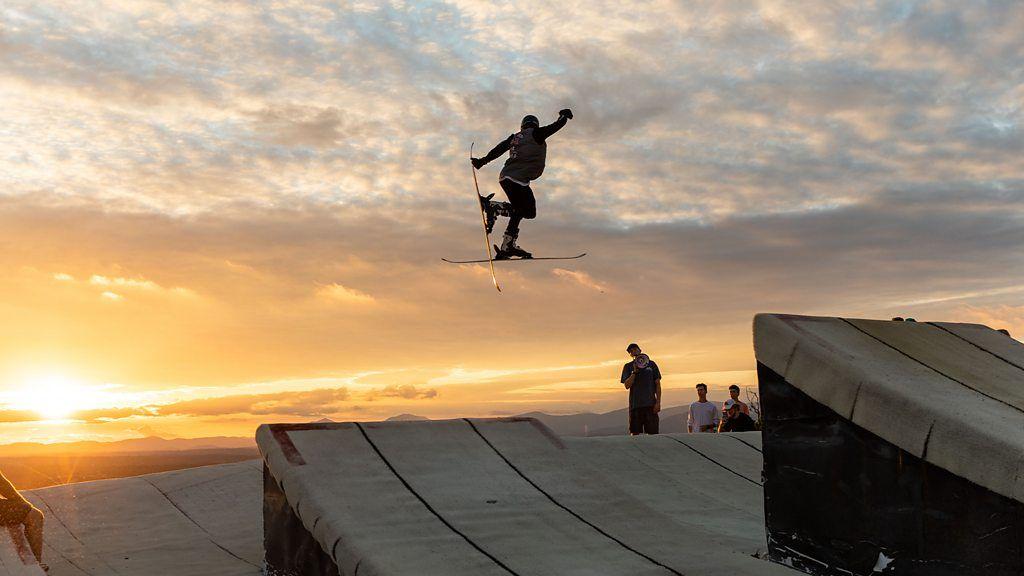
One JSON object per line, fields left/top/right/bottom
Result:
{"left": 382, "top": 406, "right": 695, "bottom": 436}
{"left": 0, "top": 404, "right": 722, "bottom": 457}
{"left": 386, "top": 413, "right": 431, "bottom": 421}
{"left": 0, "top": 435, "right": 256, "bottom": 457}
{"left": 517, "top": 405, "right": 692, "bottom": 436}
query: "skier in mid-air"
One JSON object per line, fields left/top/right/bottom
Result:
{"left": 471, "top": 108, "right": 573, "bottom": 259}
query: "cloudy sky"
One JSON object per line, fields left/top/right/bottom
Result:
{"left": 1, "top": 0, "right": 1022, "bottom": 443}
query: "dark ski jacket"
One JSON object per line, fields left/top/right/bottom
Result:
{"left": 479, "top": 116, "right": 568, "bottom": 184}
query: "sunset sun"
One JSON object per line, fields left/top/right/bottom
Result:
{"left": 12, "top": 374, "right": 94, "bottom": 421}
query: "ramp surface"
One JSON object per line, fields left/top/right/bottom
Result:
{"left": 20, "top": 424, "right": 774, "bottom": 575}
{"left": 24, "top": 460, "right": 263, "bottom": 576}
{"left": 259, "top": 419, "right": 784, "bottom": 576}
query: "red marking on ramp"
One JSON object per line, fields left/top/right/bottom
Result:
{"left": 268, "top": 422, "right": 353, "bottom": 466}
{"left": 493, "top": 417, "right": 566, "bottom": 449}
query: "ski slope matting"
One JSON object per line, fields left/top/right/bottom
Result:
{"left": 21, "top": 460, "right": 263, "bottom": 576}
{"left": 258, "top": 419, "right": 786, "bottom": 576}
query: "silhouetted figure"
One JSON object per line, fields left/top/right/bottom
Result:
{"left": 719, "top": 399, "right": 756, "bottom": 432}
{"left": 471, "top": 109, "right": 573, "bottom": 259}
{"left": 621, "top": 343, "right": 661, "bottom": 435}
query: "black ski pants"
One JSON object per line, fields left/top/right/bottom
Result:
{"left": 499, "top": 178, "right": 536, "bottom": 238}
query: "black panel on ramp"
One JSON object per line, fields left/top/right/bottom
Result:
{"left": 759, "top": 362, "right": 1024, "bottom": 576}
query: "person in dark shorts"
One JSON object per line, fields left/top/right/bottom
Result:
{"left": 719, "top": 399, "right": 757, "bottom": 432}
{"left": 620, "top": 343, "right": 662, "bottom": 435}
{"left": 471, "top": 108, "right": 573, "bottom": 259}
{"left": 0, "top": 470, "right": 45, "bottom": 567}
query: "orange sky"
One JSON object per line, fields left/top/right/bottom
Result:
{"left": 2, "top": 1, "right": 1023, "bottom": 444}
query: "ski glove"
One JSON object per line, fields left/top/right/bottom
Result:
{"left": 559, "top": 108, "right": 573, "bottom": 120}
{"left": 471, "top": 157, "right": 486, "bottom": 169}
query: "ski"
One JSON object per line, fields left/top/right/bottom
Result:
{"left": 470, "top": 142, "right": 501, "bottom": 292}
{"left": 442, "top": 253, "right": 587, "bottom": 264}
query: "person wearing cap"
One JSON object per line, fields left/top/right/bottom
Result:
{"left": 471, "top": 109, "right": 574, "bottom": 259}
{"left": 687, "top": 383, "right": 720, "bottom": 433}
{"left": 0, "top": 469, "right": 45, "bottom": 569}
{"left": 719, "top": 398, "right": 757, "bottom": 432}
{"left": 620, "top": 343, "right": 662, "bottom": 435}
{"left": 725, "top": 384, "right": 750, "bottom": 416}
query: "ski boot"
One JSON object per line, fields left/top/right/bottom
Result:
{"left": 494, "top": 243, "right": 532, "bottom": 260}
{"left": 478, "top": 193, "right": 497, "bottom": 234}
{"left": 507, "top": 245, "right": 532, "bottom": 259}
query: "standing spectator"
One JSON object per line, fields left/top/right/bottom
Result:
{"left": 687, "top": 383, "right": 719, "bottom": 433}
{"left": 620, "top": 343, "right": 662, "bottom": 435}
{"left": 719, "top": 399, "right": 757, "bottom": 432}
{"left": 725, "top": 384, "right": 750, "bottom": 416}
{"left": 0, "top": 469, "right": 45, "bottom": 568}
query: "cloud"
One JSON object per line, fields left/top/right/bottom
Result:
{"left": 77, "top": 407, "right": 154, "bottom": 422}
{"left": 51, "top": 270, "right": 198, "bottom": 302}
{"left": 552, "top": 268, "right": 608, "bottom": 293}
{"left": 0, "top": 410, "right": 40, "bottom": 423}
{"left": 367, "top": 384, "right": 438, "bottom": 401}
{"left": 316, "top": 283, "right": 376, "bottom": 305}
{"left": 90, "top": 275, "right": 158, "bottom": 290}
{"left": 156, "top": 386, "right": 351, "bottom": 418}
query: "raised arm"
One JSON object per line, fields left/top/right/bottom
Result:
{"left": 534, "top": 108, "right": 573, "bottom": 142}
{"left": 472, "top": 135, "right": 513, "bottom": 169}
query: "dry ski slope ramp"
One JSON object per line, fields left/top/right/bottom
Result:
{"left": 259, "top": 419, "right": 785, "bottom": 576}
{"left": 19, "top": 460, "right": 264, "bottom": 576}
{"left": 6, "top": 424, "right": 771, "bottom": 575}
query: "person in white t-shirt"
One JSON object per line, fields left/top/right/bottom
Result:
{"left": 687, "top": 382, "right": 720, "bottom": 433}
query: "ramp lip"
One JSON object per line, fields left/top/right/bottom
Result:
{"left": 842, "top": 318, "right": 1024, "bottom": 416}
{"left": 468, "top": 417, "right": 567, "bottom": 449}
{"left": 755, "top": 313, "right": 1024, "bottom": 503}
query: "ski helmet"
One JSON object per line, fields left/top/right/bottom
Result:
{"left": 520, "top": 115, "right": 539, "bottom": 129}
